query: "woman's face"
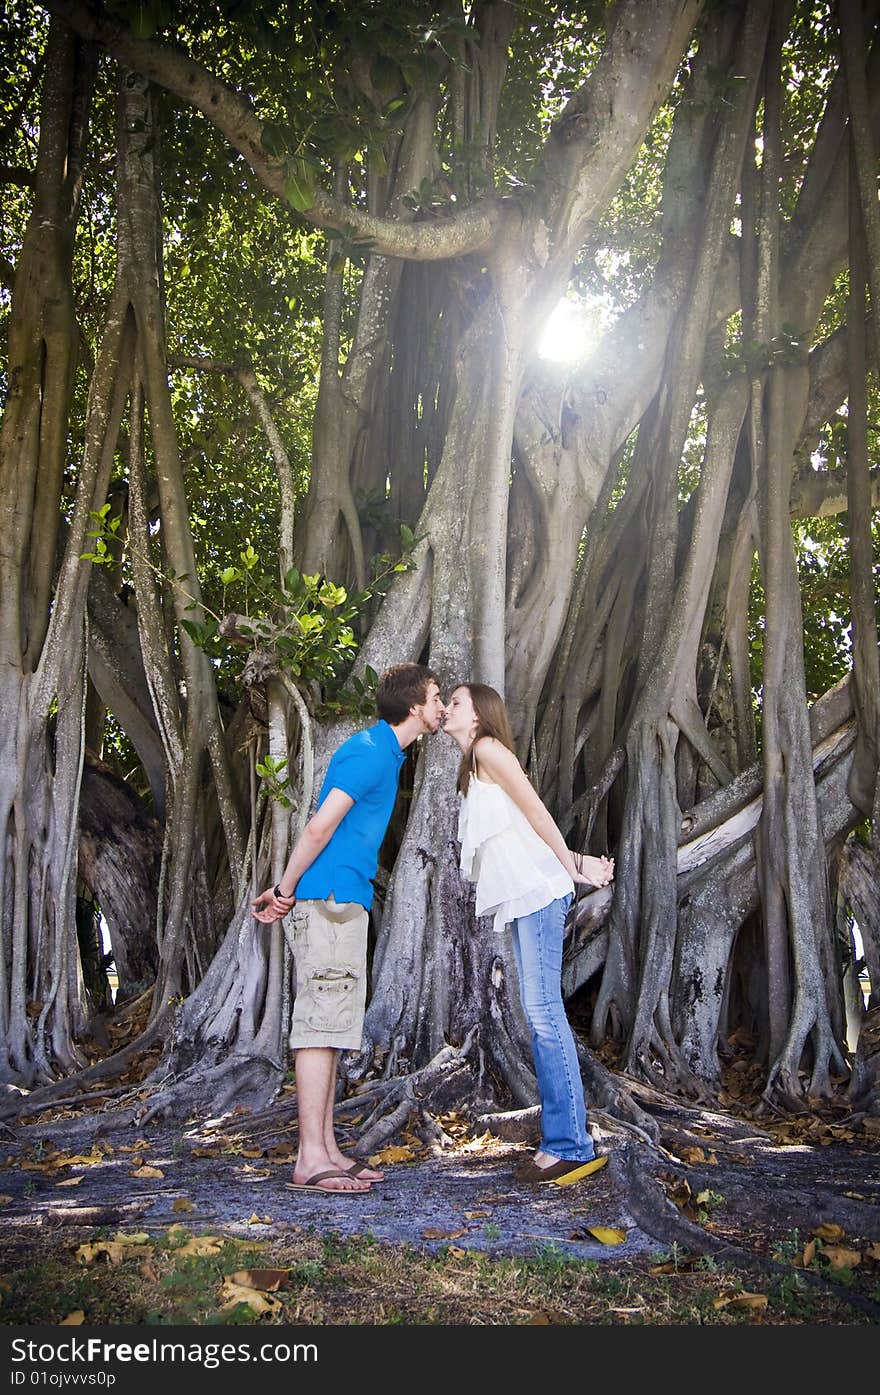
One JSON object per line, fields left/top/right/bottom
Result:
{"left": 443, "top": 685, "right": 477, "bottom": 739}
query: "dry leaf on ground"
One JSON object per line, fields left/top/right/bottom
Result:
{"left": 131, "top": 1165, "right": 164, "bottom": 1179}
{"left": 171, "top": 1197, "right": 193, "bottom": 1213}
{"left": 795, "top": 1239, "right": 816, "bottom": 1268}
{"left": 464, "top": 1209, "right": 492, "bottom": 1220}
{"left": 229, "top": 1269, "right": 289, "bottom": 1292}
{"left": 218, "top": 1279, "right": 281, "bottom": 1316}
{"left": 60, "top": 1311, "right": 85, "bottom": 1325}
{"left": 176, "top": 1236, "right": 224, "bottom": 1257}
{"left": 422, "top": 1228, "right": 467, "bottom": 1241}
{"left": 822, "top": 1245, "right": 861, "bottom": 1270}
{"left": 713, "top": 1291, "right": 768, "bottom": 1311}
{"left": 813, "top": 1222, "right": 845, "bottom": 1243}
{"left": 367, "top": 1145, "right": 415, "bottom": 1165}
{"left": 585, "top": 1226, "right": 627, "bottom": 1245}
{"left": 76, "top": 1242, "right": 128, "bottom": 1266}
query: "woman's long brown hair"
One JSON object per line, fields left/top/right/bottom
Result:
{"left": 455, "top": 683, "right": 516, "bottom": 794}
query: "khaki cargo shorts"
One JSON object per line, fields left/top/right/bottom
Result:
{"left": 289, "top": 896, "right": 369, "bottom": 1051}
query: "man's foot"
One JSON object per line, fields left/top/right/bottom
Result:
{"left": 289, "top": 1160, "right": 371, "bottom": 1192}
{"left": 324, "top": 1145, "right": 385, "bottom": 1182}
{"left": 341, "top": 1156, "right": 385, "bottom": 1182}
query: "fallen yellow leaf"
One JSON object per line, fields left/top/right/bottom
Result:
{"left": 229, "top": 1269, "right": 289, "bottom": 1292}
{"left": 822, "top": 1246, "right": 861, "bottom": 1270}
{"left": 55, "top": 1176, "right": 84, "bottom": 1188}
{"left": 586, "top": 1226, "right": 627, "bottom": 1245}
{"left": 75, "top": 1242, "right": 127, "bottom": 1266}
{"left": 171, "top": 1197, "right": 193, "bottom": 1213}
{"left": 422, "top": 1228, "right": 467, "bottom": 1240}
{"left": 464, "top": 1209, "right": 492, "bottom": 1220}
{"left": 866, "top": 1243, "right": 880, "bottom": 1261}
{"left": 813, "top": 1223, "right": 845, "bottom": 1243}
{"left": 176, "top": 1237, "right": 224, "bottom": 1257}
{"left": 713, "top": 1292, "right": 768, "bottom": 1311}
{"left": 795, "top": 1239, "right": 816, "bottom": 1269}
{"left": 114, "top": 1232, "right": 150, "bottom": 1246}
{"left": 218, "top": 1279, "right": 281, "bottom": 1316}
{"left": 246, "top": 1213, "right": 273, "bottom": 1225}
{"left": 60, "top": 1311, "right": 85, "bottom": 1326}
{"left": 0, "top": 1196, "right": 12, "bottom": 1205}
{"left": 445, "top": 1245, "right": 470, "bottom": 1259}
{"left": 131, "top": 1165, "right": 164, "bottom": 1179}
{"left": 460, "top": 1131, "right": 495, "bottom": 1151}
{"left": 367, "top": 1145, "right": 414, "bottom": 1166}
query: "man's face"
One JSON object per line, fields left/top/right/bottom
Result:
{"left": 412, "top": 681, "right": 446, "bottom": 734}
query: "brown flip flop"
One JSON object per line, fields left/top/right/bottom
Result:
{"left": 284, "top": 1168, "right": 372, "bottom": 1194}
{"left": 343, "top": 1159, "right": 385, "bottom": 1180}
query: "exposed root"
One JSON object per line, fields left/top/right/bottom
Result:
{"left": 354, "top": 1031, "right": 481, "bottom": 1157}
{"left": 474, "top": 1104, "right": 540, "bottom": 1143}
{"left": 138, "top": 1053, "right": 282, "bottom": 1126}
{"left": 577, "top": 1044, "right": 662, "bottom": 1144}
{"left": 0, "top": 1003, "right": 172, "bottom": 1124}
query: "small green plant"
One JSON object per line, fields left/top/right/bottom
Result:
{"left": 772, "top": 1228, "right": 802, "bottom": 1264}
{"left": 695, "top": 1188, "right": 724, "bottom": 1223}
{"left": 695, "top": 1253, "right": 719, "bottom": 1273}
{"left": 532, "top": 1241, "right": 570, "bottom": 1276}
{"left": 255, "top": 754, "right": 293, "bottom": 809}
{"left": 483, "top": 1222, "right": 501, "bottom": 1241}
{"left": 83, "top": 511, "right": 421, "bottom": 721}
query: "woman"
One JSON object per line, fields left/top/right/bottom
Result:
{"left": 444, "top": 683, "right": 614, "bottom": 1184}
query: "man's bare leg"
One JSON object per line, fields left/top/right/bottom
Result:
{"left": 293, "top": 1047, "right": 370, "bottom": 1191}
{"left": 321, "top": 1055, "right": 385, "bottom": 1181}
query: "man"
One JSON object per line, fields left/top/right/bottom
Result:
{"left": 253, "top": 662, "right": 445, "bottom": 1194}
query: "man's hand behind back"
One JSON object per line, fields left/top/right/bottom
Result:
{"left": 252, "top": 887, "right": 296, "bottom": 923}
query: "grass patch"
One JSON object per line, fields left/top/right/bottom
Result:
{"left": 1, "top": 1225, "right": 876, "bottom": 1325}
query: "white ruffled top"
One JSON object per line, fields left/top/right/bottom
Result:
{"left": 458, "top": 774, "right": 574, "bottom": 932}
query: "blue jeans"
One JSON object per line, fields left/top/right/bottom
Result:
{"left": 511, "top": 893, "right": 594, "bottom": 1162}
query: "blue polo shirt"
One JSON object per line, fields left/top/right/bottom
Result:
{"left": 295, "top": 720, "right": 406, "bottom": 909}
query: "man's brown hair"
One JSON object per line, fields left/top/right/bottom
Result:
{"left": 376, "top": 662, "right": 439, "bottom": 724}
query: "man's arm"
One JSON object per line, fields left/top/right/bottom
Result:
{"left": 252, "top": 787, "right": 354, "bottom": 923}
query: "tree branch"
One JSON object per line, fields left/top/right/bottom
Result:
{"left": 0, "top": 164, "right": 36, "bottom": 186}
{"left": 44, "top": 0, "right": 504, "bottom": 261}
{"left": 537, "top": 0, "right": 704, "bottom": 258}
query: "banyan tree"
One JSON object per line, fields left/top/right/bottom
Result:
{"left": 1, "top": 0, "right": 879, "bottom": 1144}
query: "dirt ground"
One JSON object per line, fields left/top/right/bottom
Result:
{"left": 1, "top": 1091, "right": 879, "bottom": 1298}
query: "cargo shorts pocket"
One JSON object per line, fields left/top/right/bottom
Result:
{"left": 304, "top": 966, "right": 359, "bottom": 1032}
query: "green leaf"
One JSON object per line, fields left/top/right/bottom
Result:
{"left": 284, "top": 159, "right": 316, "bottom": 214}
